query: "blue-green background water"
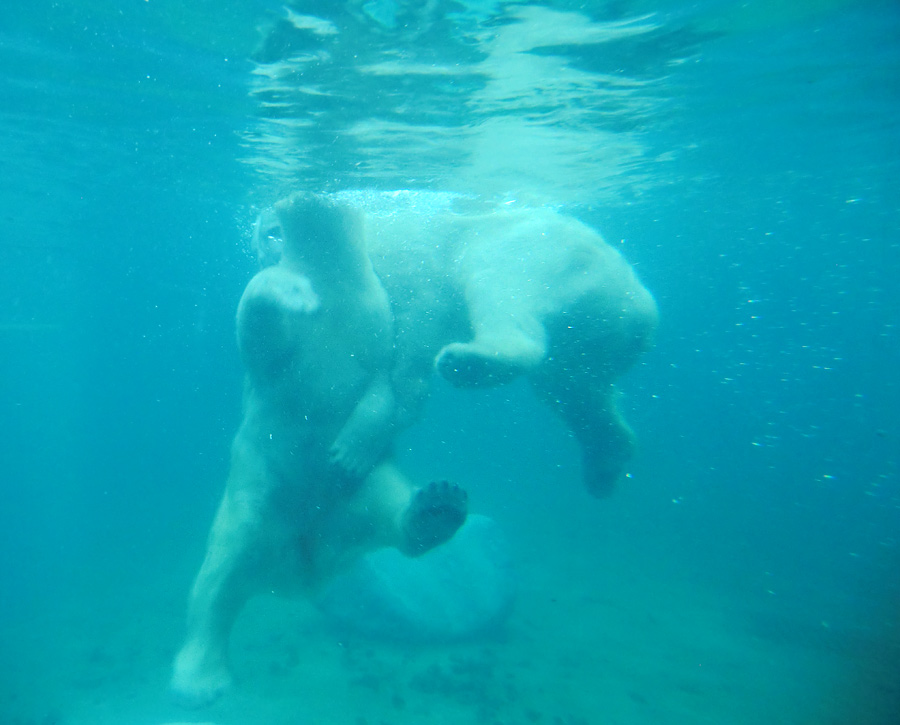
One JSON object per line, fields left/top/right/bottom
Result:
{"left": 1, "top": 1, "right": 898, "bottom": 723}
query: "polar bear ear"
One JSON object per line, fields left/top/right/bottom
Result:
{"left": 251, "top": 207, "right": 284, "bottom": 269}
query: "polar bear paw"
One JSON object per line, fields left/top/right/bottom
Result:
{"left": 400, "top": 480, "right": 468, "bottom": 557}
{"left": 243, "top": 266, "right": 320, "bottom": 316}
{"left": 329, "top": 377, "right": 395, "bottom": 479}
{"left": 170, "top": 645, "right": 232, "bottom": 709}
{"left": 435, "top": 342, "right": 523, "bottom": 388}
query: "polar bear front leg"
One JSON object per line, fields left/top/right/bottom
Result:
{"left": 329, "top": 373, "right": 396, "bottom": 478}
{"left": 574, "top": 398, "right": 636, "bottom": 498}
{"left": 530, "top": 369, "right": 636, "bottom": 498}
{"left": 236, "top": 266, "right": 320, "bottom": 383}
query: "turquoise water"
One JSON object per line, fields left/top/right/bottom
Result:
{"left": 1, "top": 1, "right": 898, "bottom": 724}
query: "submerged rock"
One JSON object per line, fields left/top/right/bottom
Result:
{"left": 316, "top": 515, "right": 517, "bottom": 641}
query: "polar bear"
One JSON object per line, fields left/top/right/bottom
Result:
{"left": 170, "top": 193, "right": 467, "bottom": 707}
{"left": 251, "top": 194, "right": 657, "bottom": 497}
{"left": 355, "top": 198, "right": 659, "bottom": 498}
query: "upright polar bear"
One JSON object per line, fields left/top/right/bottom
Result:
{"left": 170, "top": 193, "right": 468, "bottom": 707}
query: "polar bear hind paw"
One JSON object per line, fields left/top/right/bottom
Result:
{"left": 169, "top": 648, "right": 232, "bottom": 709}
{"left": 401, "top": 480, "right": 468, "bottom": 557}
{"left": 436, "top": 343, "right": 522, "bottom": 388}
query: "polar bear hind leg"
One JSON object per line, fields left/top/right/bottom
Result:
{"left": 436, "top": 309, "right": 547, "bottom": 388}
{"left": 170, "top": 491, "right": 264, "bottom": 708}
{"left": 400, "top": 480, "right": 469, "bottom": 556}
